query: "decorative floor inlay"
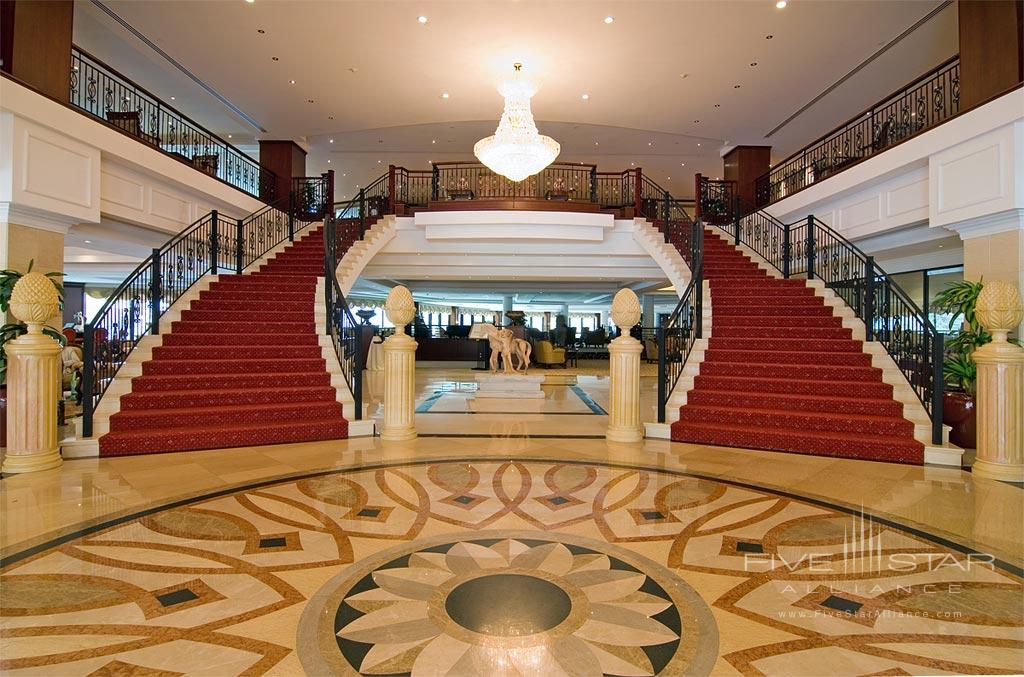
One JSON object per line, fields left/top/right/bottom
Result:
{"left": 1, "top": 460, "right": 1021, "bottom": 676}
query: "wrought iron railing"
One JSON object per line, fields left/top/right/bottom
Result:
{"left": 657, "top": 218, "right": 704, "bottom": 423}
{"left": 755, "top": 56, "right": 960, "bottom": 206}
{"left": 81, "top": 174, "right": 332, "bottom": 437}
{"left": 698, "top": 176, "right": 944, "bottom": 442}
{"left": 69, "top": 46, "right": 275, "bottom": 199}
{"left": 393, "top": 167, "right": 433, "bottom": 209}
{"left": 291, "top": 173, "right": 334, "bottom": 222}
{"left": 594, "top": 170, "right": 637, "bottom": 209}
{"left": 323, "top": 203, "right": 365, "bottom": 420}
{"left": 428, "top": 162, "right": 598, "bottom": 202}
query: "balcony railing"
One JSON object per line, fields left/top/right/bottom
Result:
{"left": 755, "top": 56, "right": 960, "bottom": 207}
{"left": 69, "top": 46, "right": 275, "bottom": 200}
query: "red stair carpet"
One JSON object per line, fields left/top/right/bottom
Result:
{"left": 670, "top": 229, "right": 924, "bottom": 464}
{"left": 99, "top": 226, "right": 349, "bottom": 456}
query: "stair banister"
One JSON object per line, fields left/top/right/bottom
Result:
{"left": 80, "top": 174, "right": 332, "bottom": 438}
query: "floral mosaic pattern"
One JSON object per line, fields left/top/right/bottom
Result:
{"left": 1, "top": 460, "right": 1021, "bottom": 676}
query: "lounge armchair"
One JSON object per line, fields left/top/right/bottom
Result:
{"left": 535, "top": 340, "right": 567, "bottom": 368}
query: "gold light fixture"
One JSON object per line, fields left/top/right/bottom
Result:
{"left": 473, "top": 63, "right": 560, "bottom": 182}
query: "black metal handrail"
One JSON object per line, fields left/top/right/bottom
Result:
{"left": 755, "top": 56, "right": 960, "bottom": 207}
{"left": 69, "top": 46, "right": 275, "bottom": 199}
{"left": 427, "top": 161, "right": 600, "bottom": 203}
{"left": 81, "top": 175, "right": 332, "bottom": 437}
{"left": 699, "top": 176, "right": 944, "bottom": 443}
{"left": 323, "top": 204, "right": 364, "bottom": 420}
{"left": 657, "top": 219, "right": 704, "bottom": 423}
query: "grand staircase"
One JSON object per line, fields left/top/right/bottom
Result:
{"left": 670, "top": 229, "right": 924, "bottom": 464}
{"left": 98, "top": 227, "right": 350, "bottom": 456}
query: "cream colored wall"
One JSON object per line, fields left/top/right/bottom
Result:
{"left": 964, "top": 229, "right": 1024, "bottom": 338}
{"left": 3, "top": 223, "right": 65, "bottom": 276}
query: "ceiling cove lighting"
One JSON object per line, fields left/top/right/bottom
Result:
{"left": 473, "top": 63, "right": 560, "bottom": 182}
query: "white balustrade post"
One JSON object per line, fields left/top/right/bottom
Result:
{"left": 972, "top": 280, "right": 1024, "bottom": 482}
{"left": 380, "top": 286, "right": 418, "bottom": 441}
{"left": 3, "top": 272, "right": 63, "bottom": 474}
{"left": 606, "top": 288, "right": 644, "bottom": 443}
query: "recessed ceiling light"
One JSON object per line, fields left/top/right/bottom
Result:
{"left": 697, "top": 143, "right": 701, "bottom": 147}
{"left": 307, "top": 99, "right": 314, "bottom": 103}
{"left": 289, "top": 79, "right": 296, "bottom": 84}
{"left": 328, "top": 116, "right": 334, "bottom": 120}
{"left": 604, "top": 15, "right": 614, "bottom": 23}
{"left": 648, "top": 141, "right": 653, "bottom": 146}
{"left": 631, "top": 162, "right": 635, "bottom": 166}
{"left": 329, "top": 139, "right": 334, "bottom": 143}
{"left": 667, "top": 177, "right": 671, "bottom": 180}
{"left": 245, "top": 0, "right": 254, "bottom": 3}
{"left": 679, "top": 73, "right": 690, "bottom": 79}
{"left": 378, "top": 160, "right": 382, "bottom": 164}
{"left": 327, "top": 159, "right": 331, "bottom": 163}
{"left": 170, "top": 96, "right": 176, "bottom": 100}
{"left": 594, "top": 141, "right": 599, "bottom": 146}
{"left": 680, "top": 163, "right": 685, "bottom": 166}
{"left": 257, "top": 29, "right": 265, "bottom": 34}
{"left": 441, "top": 91, "right": 450, "bottom": 99}
{"left": 342, "top": 173, "right": 347, "bottom": 176}
{"left": 417, "top": 15, "right": 428, "bottom": 23}
{"left": 766, "top": 34, "right": 774, "bottom": 39}
{"left": 693, "top": 119, "right": 700, "bottom": 123}
{"left": 750, "top": 62, "right": 758, "bottom": 66}
{"left": 84, "top": 239, "right": 92, "bottom": 243}
{"left": 431, "top": 139, "right": 436, "bottom": 143}
{"left": 227, "top": 134, "right": 233, "bottom": 138}
{"left": 734, "top": 84, "right": 741, "bottom": 88}
{"left": 581, "top": 93, "right": 590, "bottom": 100}
{"left": 714, "top": 103, "right": 721, "bottom": 108}
{"left": 776, "top": 0, "right": 787, "bottom": 8}
{"left": 271, "top": 56, "right": 279, "bottom": 61}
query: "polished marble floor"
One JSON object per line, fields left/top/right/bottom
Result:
{"left": 1, "top": 366, "right": 1022, "bottom": 676}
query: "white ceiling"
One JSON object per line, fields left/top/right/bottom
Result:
{"left": 74, "top": 0, "right": 959, "bottom": 199}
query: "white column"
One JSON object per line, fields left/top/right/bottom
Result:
{"left": 971, "top": 280, "right": 1024, "bottom": 482}
{"left": 641, "top": 295, "right": 656, "bottom": 328}
{"left": 3, "top": 272, "right": 63, "bottom": 473}
{"left": 380, "top": 286, "right": 418, "bottom": 442}
{"left": 606, "top": 289, "right": 644, "bottom": 443}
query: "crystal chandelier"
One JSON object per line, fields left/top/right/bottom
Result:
{"left": 473, "top": 63, "right": 560, "bottom": 182}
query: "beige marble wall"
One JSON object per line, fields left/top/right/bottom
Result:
{"left": 963, "top": 229, "right": 1023, "bottom": 337}
{"left": 2, "top": 223, "right": 65, "bottom": 276}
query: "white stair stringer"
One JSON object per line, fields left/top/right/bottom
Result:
{"left": 632, "top": 218, "right": 691, "bottom": 296}
{"left": 337, "top": 215, "right": 398, "bottom": 296}
{"left": 643, "top": 280, "right": 712, "bottom": 440}
{"left": 64, "top": 275, "right": 221, "bottom": 458}
{"left": 805, "top": 279, "right": 961, "bottom": 466}
{"left": 315, "top": 278, "right": 375, "bottom": 437}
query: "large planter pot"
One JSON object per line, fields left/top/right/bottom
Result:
{"left": 943, "top": 390, "right": 976, "bottom": 449}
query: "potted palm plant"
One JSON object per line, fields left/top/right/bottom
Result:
{"left": 1, "top": 262, "right": 65, "bottom": 448}
{"left": 932, "top": 279, "right": 1018, "bottom": 448}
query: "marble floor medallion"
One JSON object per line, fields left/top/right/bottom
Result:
{"left": 1, "top": 459, "right": 1021, "bottom": 676}
{"left": 298, "top": 531, "right": 718, "bottom": 676}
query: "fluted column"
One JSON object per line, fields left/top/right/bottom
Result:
{"left": 380, "top": 286, "right": 418, "bottom": 442}
{"left": 3, "top": 272, "right": 63, "bottom": 474}
{"left": 971, "top": 280, "right": 1024, "bottom": 482}
{"left": 606, "top": 289, "right": 644, "bottom": 443}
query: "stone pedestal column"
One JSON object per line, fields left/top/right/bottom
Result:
{"left": 3, "top": 272, "right": 63, "bottom": 474}
{"left": 971, "top": 280, "right": 1024, "bottom": 482}
{"left": 380, "top": 286, "right": 418, "bottom": 442}
{"left": 606, "top": 289, "right": 644, "bottom": 443}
